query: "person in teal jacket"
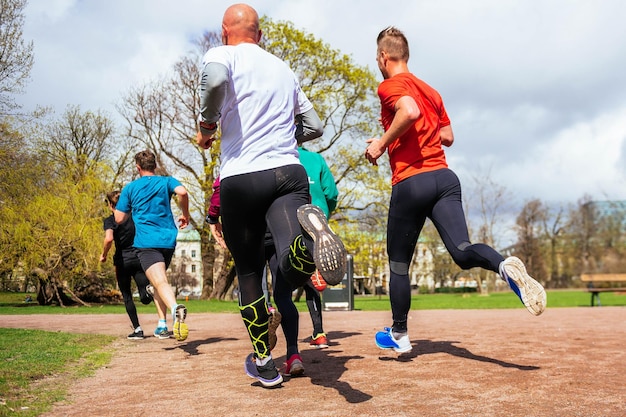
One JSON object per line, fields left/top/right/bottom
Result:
{"left": 298, "top": 146, "right": 338, "bottom": 219}
{"left": 297, "top": 145, "right": 338, "bottom": 349}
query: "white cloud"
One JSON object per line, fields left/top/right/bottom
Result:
{"left": 15, "top": 0, "right": 626, "bottom": 207}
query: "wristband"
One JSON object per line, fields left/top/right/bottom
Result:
{"left": 206, "top": 215, "right": 220, "bottom": 224}
{"left": 199, "top": 121, "right": 217, "bottom": 132}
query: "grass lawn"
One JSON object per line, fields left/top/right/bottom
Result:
{"left": 0, "top": 328, "right": 114, "bottom": 417}
{"left": 1, "top": 289, "right": 625, "bottom": 315}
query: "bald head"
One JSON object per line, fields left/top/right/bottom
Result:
{"left": 222, "top": 3, "right": 261, "bottom": 45}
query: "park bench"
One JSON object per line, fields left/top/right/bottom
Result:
{"left": 580, "top": 273, "right": 626, "bottom": 306}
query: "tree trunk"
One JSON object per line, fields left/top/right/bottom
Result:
{"left": 210, "top": 246, "right": 236, "bottom": 300}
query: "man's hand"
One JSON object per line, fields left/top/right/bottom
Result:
{"left": 209, "top": 222, "right": 227, "bottom": 249}
{"left": 178, "top": 214, "right": 189, "bottom": 229}
{"left": 364, "top": 138, "right": 386, "bottom": 166}
{"left": 196, "top": 130, "right": 215, "bottom": 149}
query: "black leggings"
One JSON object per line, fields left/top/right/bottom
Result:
{"left": 387, "top": 168, "right": 504, "bottom": 330}
{"left": 267, "top": 244, "right": 323, "bottom": 358}
{"left": 116, "top": 250, "right": 151, "bottom": 329}
{"left": 221, "top": 165, "right": 310, "bottom": 356}
{"left": 221, "top": 165, "right": 310, "bottom": 306}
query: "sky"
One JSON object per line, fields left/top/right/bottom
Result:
{"left": 16, "top": 0, "right": 626, "bottom": 215}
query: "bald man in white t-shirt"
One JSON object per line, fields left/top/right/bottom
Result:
{"left": 196, "top": 3, "right": 346, "bottom": 388}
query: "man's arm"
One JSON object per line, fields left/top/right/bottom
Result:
{"left": 319, "top": 158, "right": 338, "bottom": 214}
{"left": 365, "top": 95, "right": 420, "bottom": 165}
{"left": 114, "top": 210, "right": 129, "bottom": 225}
{"left": 440, "top": 124, "right": 454, "bottom": 147}
{"left": 100, "top": 229, "right": 114, "bottom": 262}
{"left": 197, "top": 62, "right": 229, "bottom": 148}
{"left": 174, "top": 185, "right": 190, "bottom": 229}
{"left": 295, "top": 108, "right": 324, "bottom": 143}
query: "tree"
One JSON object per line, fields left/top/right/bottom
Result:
{"left": 542, "top": 205, "right": 567, "bottom": 288}
{"left": 118, "top": 19, "right": 382, "bottom": 299}
{"left": 515, "top": 199, "right": 548, "bottom": 285}
{"left": 0, "top": 0, "right": 34, "bottom": 114}
{"left": 40, "top": 105, "right": 119, "bottom": 183}
{"left": 4, "top": 166, "right": 109, "bottom": 305}
{"left": 464, "top": 169, "right": 512, "bottom": 293}
{"left": 1, "top": 108, "right": 123, "bottom": 302}
{"left": 0, "top": 118, "right": 48, "bottom": 290}
{"left": 566, "top": 198, "right": 626, "bottom": 276}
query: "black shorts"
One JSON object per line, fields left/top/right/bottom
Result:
{"left": 136, "top": 248, "right": 175, "bottom": 272}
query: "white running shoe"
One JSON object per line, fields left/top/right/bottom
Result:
{"left": 500, "top": 256, "right": 547, "bottom": 316}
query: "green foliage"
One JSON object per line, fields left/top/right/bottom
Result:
{"left": 0, "top": 328, "right": 114, "bottom": 416}
{"left": 2, "top": 163, "right": 109, "bottom": 289}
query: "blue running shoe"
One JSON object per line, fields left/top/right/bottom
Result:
{"left": 499, "top": 256, "right": 547, "bottom": 316}
{"left": 244, "top": 353, "right": 283, "bottom": 388}
{"left": 153, "top": 326, "right": 170, "bottom": 339}
{"left": 375, "top": 327, "right": 412, "bottom": 353}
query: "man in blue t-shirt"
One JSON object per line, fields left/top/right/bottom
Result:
{"left": 115, "top": 149, "right": 191, "bottom": 341}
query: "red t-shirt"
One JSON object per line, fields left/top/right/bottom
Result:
{"left": 378, "top": 72, "right": 450, "bottom": 185}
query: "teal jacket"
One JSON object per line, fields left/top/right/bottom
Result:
{"left": 298, "top": 147, "right": 338, "bottom": 218}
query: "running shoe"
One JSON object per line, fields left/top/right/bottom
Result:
{"left": 127, "top": 329, "right": 144, "bottom": 340}
{"left": 268, "top": 308, "right": 282, "bottom": 351}
{"left": 499, "top": 256, "right": 547, "bottom": 316}
{"left": 153, "top": 326, "right": 170, "bottom": 339}
{"left": 138, "top": 285, "right": 153, "bottom": 305}
{"left": 296, "top": 204, "right": 347, "bottom": 286}
{"left": 375, "top": 327, "right": 412, "bottom": 353}
{"left": 309, "top": 333, "right": 329, "bottom": 349}
{"left": 283, "top": 354, "right": 304, "bottom": 377}
{"left": 310, "top": 270, "right": 327, "bottom": 291}
{"left": 146, "top": 285, "right": 155, "bottom": 296}
{"left": 173, "top": 304, "right": 188, "bottom": 341}
{"left": 244, "top": 353, "right": 283, "bottom": 388}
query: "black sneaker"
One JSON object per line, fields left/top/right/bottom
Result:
{"left": 296, "top": 204, "right": 347, "bottom": 285}
{"left": 127, "top": 330, "right": 144, "bottom": 340}
{"left": 138, "top": 285, "right": 153, "bottom": 305}
{"left": 244, "top": 353, "right": 283, "bottom": 388}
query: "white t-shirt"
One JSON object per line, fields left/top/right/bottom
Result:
{"left": 201, "top": 43, "right": 313, "bottom": 179}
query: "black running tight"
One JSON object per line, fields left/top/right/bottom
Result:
{"left": 387, "top": 169, "right": 505, "bottom": 329}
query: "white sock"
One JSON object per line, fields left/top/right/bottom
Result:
{"left": 158, "top": 319, "right": 166, "bottom": 328}
{"left": 392, "top": 330, "right": 407, "bottom": 339}
{"left": 135, "top": 326, "right": 142, "bottom": 332}
{"left": 256, "top": 355, "right": 272, "bottom": 366}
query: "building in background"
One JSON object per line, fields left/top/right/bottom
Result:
{"left": 168, "top": 228, "right": 203, "bottom": 298}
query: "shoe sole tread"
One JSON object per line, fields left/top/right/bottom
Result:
{"left": 297, "top": 205, "right": 347, "bottom": 286}
{"left": 503, "top": 257, "right": 547, "bottom": 316}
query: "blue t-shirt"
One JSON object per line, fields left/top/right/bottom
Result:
{"left": 116, "top": 175, "right": 181, "bottom": 249}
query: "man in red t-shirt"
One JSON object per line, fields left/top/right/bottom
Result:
{"left": 365, "top": 27, "right": 547, "bottom": 354}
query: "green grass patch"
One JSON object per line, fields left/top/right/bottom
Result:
{"left": 1, "top": 290, "right": 624, "bottom": 315}
{"left": 0, "top": 329, "right": 115, "bottom": 416}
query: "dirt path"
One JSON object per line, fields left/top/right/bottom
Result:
{"left": 3, "top": 307, "right": 625, "bottom": 416}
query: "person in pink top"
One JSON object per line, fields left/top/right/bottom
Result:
{"left": 365, "top": 27, "right": 547, "bottom": 354}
